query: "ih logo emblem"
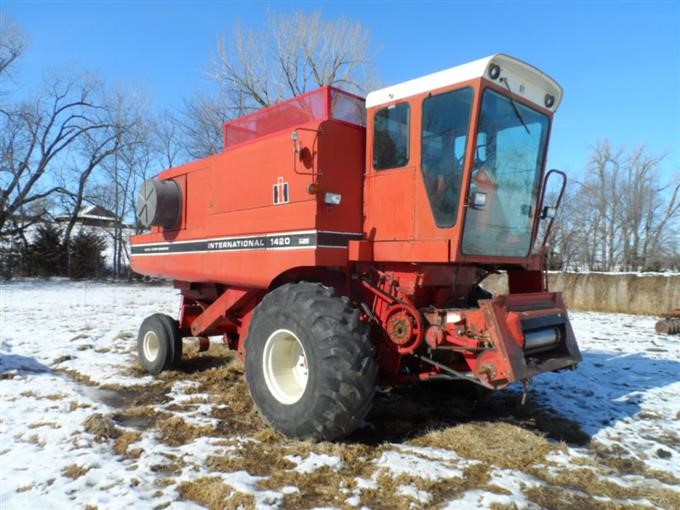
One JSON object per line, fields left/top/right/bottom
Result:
{"left": 273, "top": 176, "right": 289, "bottom": 205}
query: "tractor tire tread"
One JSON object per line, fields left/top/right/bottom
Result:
{"left": 245, "top": 281, "right": 377, "bottom": 441}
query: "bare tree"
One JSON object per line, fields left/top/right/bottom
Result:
{"left": 153, "top": 108, "right": 187, "bottom": 168}
{"left": 581, "top": 141, "right": 626, "bottom": 271}
{"left": 0, "top": 72, "right": 120, "bottom": 237}
{"left": 182, "top": 9, "right": 378, "bottom": 158}
{"left": 549, "top": 141, "right": 679, "bottom": 272}
{"left": 543, "top": 185, "right": 581, "bottom": 270}
{"left": 210, "top": 10, "right": 376, "bottom": 107}
{"left": 620, "top": 148, "right": 679, "bottom": 270}
{"left": 180, "top": 90, "right": 231, "bottom": 160}
{"left": 59, "top": 87, "right": 147, "bottom": 275}
{"left": 0, "top": 13, "right": 28, "bottom": 89}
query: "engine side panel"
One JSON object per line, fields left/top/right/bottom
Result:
{"left": 130, "top": 119, "right": 365, "bottom": 287}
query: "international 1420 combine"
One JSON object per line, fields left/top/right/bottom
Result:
{"left": 132, "top": 54, "right": 581, "bottom": 440}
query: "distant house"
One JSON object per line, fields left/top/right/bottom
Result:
{"left": 56, "top": 206, "right": 125, "bottom": 228}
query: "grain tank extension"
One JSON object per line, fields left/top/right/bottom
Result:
{"left": 131, "top": 54, "right": 581, "bottom": 440}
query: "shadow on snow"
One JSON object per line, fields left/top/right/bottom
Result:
{"left": 0, "top": 353, "right": 51, "bottom": 376}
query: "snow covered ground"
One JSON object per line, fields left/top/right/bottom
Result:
{"left": 1, "top": 280, "right": 678, "bottom": 509}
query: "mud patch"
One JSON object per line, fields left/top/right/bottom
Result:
{"left": 86, "top": 384, "right": 170, "bottom": 408}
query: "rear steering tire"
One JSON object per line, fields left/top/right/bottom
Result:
{"left": 245, "top": 282, "right": 377, "bottom": 441}
{"left": 137, "top": 313, "right": 183, "bottom": 375}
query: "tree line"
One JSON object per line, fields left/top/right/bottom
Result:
{"left": 1, "top": 10, "right": 678, "bottom": 279}
{"left": 547, "top": 141, "right": 679, "bottom": 272}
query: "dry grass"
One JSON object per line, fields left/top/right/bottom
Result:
{"left": 646, "top": 468, "right": 680, "bottom": 486}
{"left": 489, "top": 504, "right": 520, "bottom": 510}
{"left": 22, "top": 434, "right": 46, "bottom": 447}
{"left": 83, "top": 413, "right": 121, "bottom": 441}
{"left": 69, "top": 400, "right": 92, "bottom": 411}
{"left": 113, "top": 430, "right": 142, "bottom": 456}
{"left": 588, "top": 441, "right": 647, "bottom": 475}
{"left": 19, "top": 391, "right": 66, "bottom": 400}
{"left": 62, "top": 464, "right": 91, "bottom": 479}
{"left": 150, "top": 462, "right": 183, "bottom": 474}
{"left": 353, "top": 463, "right": 491, "bottom": 509}
{"left": 525, "top": 485, "right": 632, "bottom": 510}
{"left": 27, "top": 421, "right": 61, "bottom": 429}
{"left": 53, "top": 355, "right": 75, "bottom": 364}
{"left": 411, "top": 422, "right": 563, "bottom": 470}
{"left": 527, "top": 465, "right": 680, "bottom": 510}
{"left": 60, "top": 368, "right": 98, "bottom": 386}
{"left": 66, "top": 335, "right": 678, "bottom": 509}
{"left": 269, "top": 466, "right": 361, "bottom": 508}
{"left": 177, "top": 477, "right": 255, "bottom": 510}
{"left": 206, "top": 447, "right": 296, "bottom": 477}
{"left": 156, "top": 416, "right": 218, "bottom": 446}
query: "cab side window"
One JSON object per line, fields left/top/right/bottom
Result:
{"left": 373, "top": 103, "right": 410, "bottom": 170}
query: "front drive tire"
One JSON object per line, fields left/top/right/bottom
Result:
{"left": 137, "top": 313, "right": 183, "bottom": 375}
{"left": 245, "top": 282, "right": 377, "bottom": 441}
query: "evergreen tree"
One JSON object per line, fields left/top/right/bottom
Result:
{"left": 68, "top": 230, "right": 107, "bottom": 279}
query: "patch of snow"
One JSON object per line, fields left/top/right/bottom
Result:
{"left": 445, "top": 468, "right": 542, "bottom": 510}
{"left": 532, "top": 311, "right": 680, "bottom": 476}
{"left": 397, "top": 483, "right": 431, "bottom": 504}
{"left": 354, "top": 477, "right": 377, "bottom": 490}
{"left": 286, "top": 453, "right": 344, "bottom": 473}
{"left": 374, "top": 450, "right": 467, "bottom": 480}
{"left": 2, "top": 281, "right": 679, "bottom": 508}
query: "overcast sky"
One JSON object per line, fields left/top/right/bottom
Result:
{"left": 4, "top": 0, "right": 679, "bottom": 178}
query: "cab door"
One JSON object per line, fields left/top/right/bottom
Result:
{"left": 363, "top": 101, "right": 415, "bottom": 241}
{"left": 415, "top": 87, "right": 475, "bottom": 241}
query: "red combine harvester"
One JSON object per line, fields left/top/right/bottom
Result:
{"left": 132, "top": 54, "right": 581, "bottom": 440}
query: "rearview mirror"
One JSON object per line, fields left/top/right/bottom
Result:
{"left": 534, "top": 169, "right": 567, "bottom": 252}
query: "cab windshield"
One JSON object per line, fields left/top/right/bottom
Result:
{"left": 462, "top": 88, "right": 550, "bottom": 257}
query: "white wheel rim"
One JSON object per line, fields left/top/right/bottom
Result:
{"left": 143, "top": 330, "right": 160, "bottom": 362}
{"left": 262, "top": 329, "right": 309, "bottom": 405}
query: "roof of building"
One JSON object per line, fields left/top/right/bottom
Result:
{"left": 56, "top": 205, "right": 118, "bottom": 223}
{"left": 79, "top": 205, "right": 116, "bottom": 221}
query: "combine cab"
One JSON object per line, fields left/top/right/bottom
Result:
{"left": 131, "top": 54, "right": 581, "bottom": 440}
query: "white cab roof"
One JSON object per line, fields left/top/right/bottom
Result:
{"left": 365, "top": 54, "right": 563, "bottom": 112}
